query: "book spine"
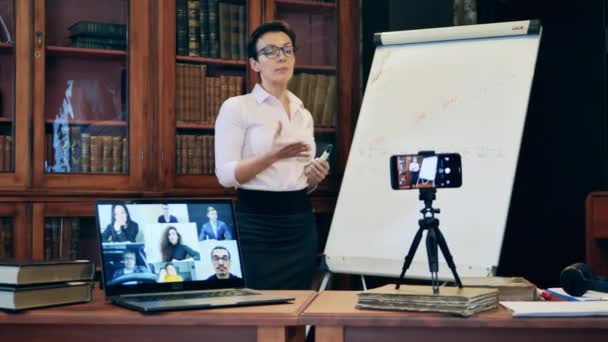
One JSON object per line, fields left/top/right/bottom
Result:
{"left": 199, "top": 0, "right": 210, "bottom": 57}
{"left": 4, "top": 135, "right": 10, "bottom": 171}
{"left": 229, "top": 4, "right": 240, "bottom": 60}
{"left": 70, "top": 126, "right": 81, "bottom": 172}
{"left": 238, "top": 5, "right": 245, "bottom": 60}
{"left": 80, "top": 133, "right": 91, "bottom": 173}
{"left": 122, "top": 137, "right": 128, "bottom": 173}
{"left": 112, "top": 136, "right": 123, "bottom": 173}
{"left": 218, "top": 2, "right": 231, "bottom": 60}
{"left": 207, "top": 0, "right": 219, "bottom": 58}
{"left": 187, "top": 0, "right": 201, "bottom": 57}
{"left": 176, "top": 134, "right": 183, "bottom": 175}
{"left": 0, "top": 135, "right": 5, "bottom": 172}
{"left": 70, "top": 218, "right": 80, "bottom": 260}
{"left": 176, "top": 0, "right": 189, "bottom": 55}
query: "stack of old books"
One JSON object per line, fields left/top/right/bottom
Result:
{"left": 0, "top": 259, "right": 95, "bottom": 311}
{"left": 357, "top": 284, "right": 499, "bottom": 317}
{"left": 68, "top": 21, "right": 127, "bottom": 50}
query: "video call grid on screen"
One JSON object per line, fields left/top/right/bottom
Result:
{"left": 97, "top": 199, "right": 244, "bottom": 288}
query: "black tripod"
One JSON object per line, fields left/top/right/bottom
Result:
{"left": 395, "top": 188, "right": 463, "bottom": 293}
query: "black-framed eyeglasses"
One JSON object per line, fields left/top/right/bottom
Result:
{"left": 257, "top": 44, "right": 297, "bottom": 59}
{"left": 213, "top": 256, "right": 230, "bottom": 262}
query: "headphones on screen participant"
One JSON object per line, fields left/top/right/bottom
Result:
{"left": 560, "top": 263, "right": 608, "bottom": 296}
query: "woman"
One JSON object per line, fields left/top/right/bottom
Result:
{"left": 160, "top": 226, "right": 201, "bottom": 262}
{"left": 158, "top": 262, "right": 183, "bottom": 283}
{"left": 101, "top": 203, "right": 139, "bottom": 242}
{"left": 215, "top": 21, "right": 330, "bottom": 289}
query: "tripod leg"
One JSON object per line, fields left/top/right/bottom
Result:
{"left": 396, "top": 225, "right": 425, "bottom": 289}
{"left": 426, "top": 222, "right": 440, "bottom": 294}
{"left": 435, "top": 226, "right": 463, "bottom": 288}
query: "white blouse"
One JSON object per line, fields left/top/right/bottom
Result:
{"left": 215, "top": 84, "right": 316, "bottom": 191}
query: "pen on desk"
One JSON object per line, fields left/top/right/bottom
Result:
{"left": 536, "top": 288, "right": 552, "bottom": 300}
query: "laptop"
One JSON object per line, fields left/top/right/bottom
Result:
{"left": 96, "top": 198, "right": 294, "bottom": 312}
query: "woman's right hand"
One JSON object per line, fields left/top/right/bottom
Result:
{"left": 271, "top": 121, "right": 310, "bottom": 161}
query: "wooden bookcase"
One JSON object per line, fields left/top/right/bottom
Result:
{"left": 0, "top": 0, "right": 360, "bottom": 260}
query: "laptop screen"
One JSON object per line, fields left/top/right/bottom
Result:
{"left": 96, "top": 199, "right": 245, "bottom": 297}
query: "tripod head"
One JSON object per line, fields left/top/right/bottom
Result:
{"left": 419, "top": 188, "right": 440, "bottom": 218}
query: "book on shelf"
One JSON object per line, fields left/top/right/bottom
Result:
{"left": 188, "top": 0, "right": 201, "bottom": 56}
{"left": 0, "top": 218, "right": 13, "bottom": 259}
{"left": 455, "top": 276, "right": 538, "bottom": 301}
{"left": 43, "top": 218, "right": 83, "bottom": 261}
{"left": 48, "top": 132, "right": 127, "bottom": 174}
{"left": 176, "top": 0, "right": 189, "bottom": 55}
{"left": 177, "top": 0, "right": 244, "bottom": 60}
{"left": 208, "top": 0, "right": 220, "bottom": 58}
{"left": 68, "top": 21, "right": 126, "bottom": 39}
{"left": 288, "top": 72, "right": 337, "bottom": 127}
{"left": 68, "top": 21, "right": 127, "bottom": 50}
{"left": 0, "top": 135, "right": 12, "bottom": 172}
{"left": 176, "top": 134, "right": 215, "bottom": 175}
{"left": 0, "top": 281, "right": 92, "bottom": 311}
{"left": 0, "top": 259, "right": 94, "bottom": 286}
{"left": 175, "top": 63, "right": 243, "bottom": 124}
{"left": 356, "top": 284, "right": 499, "bottom": 317}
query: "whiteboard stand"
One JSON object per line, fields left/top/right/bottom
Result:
{"left": 323, "top": 19, "right": 542, "bottom": 281}
{"left": 318, "top": 255, "right": 368, "bottom": 291}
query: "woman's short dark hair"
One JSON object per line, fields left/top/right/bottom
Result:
{"left": 247, "top": 21, "right": 296, "bottom": 60}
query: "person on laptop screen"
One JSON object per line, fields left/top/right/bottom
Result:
{"left": 111, "top": 251, "right": 150, "bottom": 285}
{"left": 158, "top": 262, "right": 183, "bottom": 283}
{"left": 214, "top": 21, "right": 329, "bottom": 290}
{"left": 157, "top": 203, "right": 178, "bottom": 223}
{"left": 206, "top": 246, "right": 241, "bottom": 281}
{"left": 198, "top": 206, "right": 233, "bottom": 241}
{"left": 160, "top": 226, "right": 201, "bottom": 262}
{"left": 101, "top": 204, "right": 139, "bottom": 243}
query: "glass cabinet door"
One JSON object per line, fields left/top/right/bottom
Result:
{"left": 32, "top": 202, "right": 99, "bottom": 266}
{"left": 267, "top": 0, "right": 338, "bottom": 188}
{"left": 157, "top": 0, "right": 254, "bottom": 192}
{"left": 0, "top": 203, "right": 28, "bottom": 258}
{"left": 0, "top": 0, "right": 31, "bottom": 187}
{"left": 0, "top": 1, "right": 15, "bottom": 174}
{"left": 33, "top": 0, "right": 149, "bottom": 190}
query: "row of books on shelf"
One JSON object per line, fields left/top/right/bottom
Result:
{"left": 68, "top": 21, "right": 127, "bottom": 50}
{"left": 46, "top": 131, "right": 128, "bottom": 174}
{"left": 288, "top": 73, "right": 337, "bottom": 127}
{"left": 0, "top": 259, "right": 94, "bottom": 311}
{"left": 178, "top": 0, "right": 246, "bottom": 60}
{"left": 176, "top": 63, "right": 244, "bottom": 124}
{"left": 0, "top": 218, "right": 13, "bottom": 259}
{"left": 0, "top": 135, "right": 12, "bottom": 172}
{"left": 176, "top": 134, "right": 215, "bottom": 175}
{"left": 44, "top": 217, "right": 81, "bottom": 261}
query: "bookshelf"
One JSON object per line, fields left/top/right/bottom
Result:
{"left": 0, "top": 0, "right": 360, "bottom": 261}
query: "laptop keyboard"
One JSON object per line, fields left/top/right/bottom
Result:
{"left": 127, "top": 289, "right": 259, "bottom": 302}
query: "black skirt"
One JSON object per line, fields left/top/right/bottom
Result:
{"left": 236, "top": 188, "right": 317, "bottom": 290}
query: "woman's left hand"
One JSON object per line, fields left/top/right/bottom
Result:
{"left": 306, "top": 159, "right": 330, "bottom": 186}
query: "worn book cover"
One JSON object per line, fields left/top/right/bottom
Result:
{"left": 357, "top": 284, "right": 498, "bottom": 317}
{"left": 0, "top": 281, "right": 92, "bottom": 311}
{"left": 0, "top": 259, "right": 94, "bottom": 286}
{"left": 458, "top": 276, "right": 538, "bottom": 301}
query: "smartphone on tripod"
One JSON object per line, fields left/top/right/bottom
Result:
{"left": 390, "top": 153, "right": 462, "bottom": 190}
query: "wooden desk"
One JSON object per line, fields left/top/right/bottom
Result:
{"left": 0, "top": 289, "right": 316, "bottom": 342}
{"left": 302, "top": 291, "right": 608, "bottom": 342}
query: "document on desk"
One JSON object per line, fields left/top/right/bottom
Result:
{"left": 501, "top": 301, "right": 608, "bottom": 317}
